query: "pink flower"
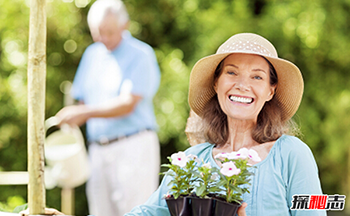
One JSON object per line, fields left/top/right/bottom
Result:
{"left": 171, "top": 151, "right": 188, "bottom": 168}
{"left": 214, "top": 152, "right": 229, "bottom": 159}
{"left": 247, "top": 149, "right": 261, "bottom": 162}
{"left": 164, "top": 193, "right": 172, "bottom": 199}
{"left": 227, "top": 148, "right": 249, "bottom": 160}
{"left": 220, "top": 161, "right": 241, "bottom": 177}
{"left": 227, "top": 148, "right": 261, "bottom": 162}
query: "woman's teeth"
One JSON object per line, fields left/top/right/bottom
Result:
{"left": 229, "top": 96, "right": 253, "bottom": 104}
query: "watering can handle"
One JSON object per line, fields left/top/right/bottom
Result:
{"left": 45, "top": 116, "right": 61, "bottom": 130}
{"left": 45, "top": 116, "right": 62, "bottom": 138}
{"left": 45, "top": 116, "right": 77, "bottom": 137}
{"left": 45, "top": 116, "right": 82, "bottom": 139}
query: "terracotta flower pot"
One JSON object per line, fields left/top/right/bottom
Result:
{"left": 166, "top": 196, "right": 192, "bottom": 216}
{"left": 213, "top": 199, "right": 241, "bottom": 216}
{"left": 191, "top": 197, "right": 215, "bottom": 216}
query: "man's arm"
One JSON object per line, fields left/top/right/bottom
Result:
{"left": 56, "top": 93, "right": 142, "bottom": 126}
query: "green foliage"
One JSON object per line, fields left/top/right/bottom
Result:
{"left": 1, "top": 0, "right": 350, "bottom": 214}
{"left": 0, "top": 196, "right": 26, "bottom": 213}
{"left": 162, "top": 151, "right": 253, "bottom": 204}
{"left": 0, "top": 0, "right": 91, "bottom": 213}
{"left": 12, "top": 204, "right": 28, "bottom": 214}
{"left": 215, "top": 158, "right": 253, "bottom": 204}
{"left": 193, "top": 163, "right": 221, "bottom": 198}
{"left": 161, "top": 154, "right": 198, "bottom": 199}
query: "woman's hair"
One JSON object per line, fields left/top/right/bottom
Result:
{"left": 202, "top": 56, "right": 299, "bottom": 146}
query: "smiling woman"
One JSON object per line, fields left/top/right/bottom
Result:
{"left": 124, "top": 33, "right": 325, "bottom": 216}
{"left": 190, "top": 34, "right": 302, "bottom": 148}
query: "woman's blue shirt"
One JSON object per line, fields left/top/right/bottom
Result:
{"left": 125, "top": 135, "right": 326, "bottom": 216}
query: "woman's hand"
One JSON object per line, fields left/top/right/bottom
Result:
{"left": 19, "top": 208, "right": 65, "bottom": 216}
{"left": 237, "top": 202, "right": 248, "bottom": 216}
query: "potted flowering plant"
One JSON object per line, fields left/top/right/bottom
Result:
{"left": 191, "top": 162, "right": 221, "bottom": 216}
{"left": 213, "top": 148, "right": 261, "bottom": 215}
{"left": 161, "top": 152, "right": 200, "bottom": 216}
{"left": 162, "top": 148, "right": 261, "bottom": 216}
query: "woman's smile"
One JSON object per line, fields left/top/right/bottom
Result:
{"left": 228, "top": 95, "right": 254, "bottom": 105}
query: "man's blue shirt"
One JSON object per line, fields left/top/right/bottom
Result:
{"left": 72, "top": 31, "right": 160, "bottom": 141}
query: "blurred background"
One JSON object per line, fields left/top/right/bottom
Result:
{"left": 0, "top": 0, "right": 350, "bottom": 215}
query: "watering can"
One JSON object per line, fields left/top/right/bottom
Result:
{"left": 44, "top": 116, "right": 90, "bottom": 189}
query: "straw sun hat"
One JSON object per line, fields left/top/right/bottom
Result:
{"left": 188, "top": 33, "right": 304, "bottom": 121}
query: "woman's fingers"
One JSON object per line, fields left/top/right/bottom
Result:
{"left": 237, "top": 202, "right": 248, "bottom": 216}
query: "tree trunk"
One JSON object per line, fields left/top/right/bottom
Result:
{"left": 27, "top": 0, "right": 47, "bottom": 214}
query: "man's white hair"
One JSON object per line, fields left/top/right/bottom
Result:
{"left": 87, "top": 0, "right": 129, "bottom": 29}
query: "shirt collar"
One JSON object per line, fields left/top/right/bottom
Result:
{"left": 110, "top": 30, "right": 131, "bottom": 53}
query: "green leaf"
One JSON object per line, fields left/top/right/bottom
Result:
{"left": 173, "top": 194, "right": 180, "bottom": 199}
{"left": 12, "top": 204, "right": 28, "bottom": 213}
{"left": 196, "top": 184, "right": 206, "bottom": 197}
{"left": 161, "top": 164, "right": 172, "bottom": 168}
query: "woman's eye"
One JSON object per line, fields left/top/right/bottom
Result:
{"left": 253, "top": 76, "right": 262, "bottom": 80}
{"left": 227, "top": 71, "right": 236, "bottom": 75}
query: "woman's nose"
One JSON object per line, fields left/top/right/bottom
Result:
{"left": 234, "top": 76, "right": 250, "bottom": 91}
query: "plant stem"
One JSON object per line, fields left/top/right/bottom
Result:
{"left": 204, "top": 176, "right": 208, "bottom": 197}
{"left": 227, "top": 178, "right": 237, "bottom": 202}
{"left": 176, "top": 175, "right": 181, "bottom": 197}
{"left": 227, "top": 181, "right": 230, "bottom": 202}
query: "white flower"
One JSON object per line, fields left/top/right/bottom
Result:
{"left": 248, "top": 149, "right": 261, "bottom": 162}
{"left": 164, "top": 192, "right": 171, "bottom": 199}
{"left": 171, "top": 151, "right": 188, "bottom": 168}
{"left": 187, "top": 154, "right": 201, "bottom": 163}
{"left": 220, "top": 161, "right": 241, "bottom": 177}
{"left": 227, "top": 148, "right": 249, "bottom": 160}
{"left": 227, "top": 148, "right": 261, "bottom": 162}
{"left": 202, "top": 162, "right": 211, "bottom": 169}
{"left": 214, "top": 152, "right": 229, "bottom": 159}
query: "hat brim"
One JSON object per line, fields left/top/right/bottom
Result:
{"left": 188, "top": 52, "right": 304, "bottom": 121}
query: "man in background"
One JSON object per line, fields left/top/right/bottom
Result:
{"left": 56, "top": 0, "right": 161, "bottom": 215}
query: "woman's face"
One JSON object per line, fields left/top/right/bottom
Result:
{"left": 214, "top": 53, "right": 276, "bottom": 122}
